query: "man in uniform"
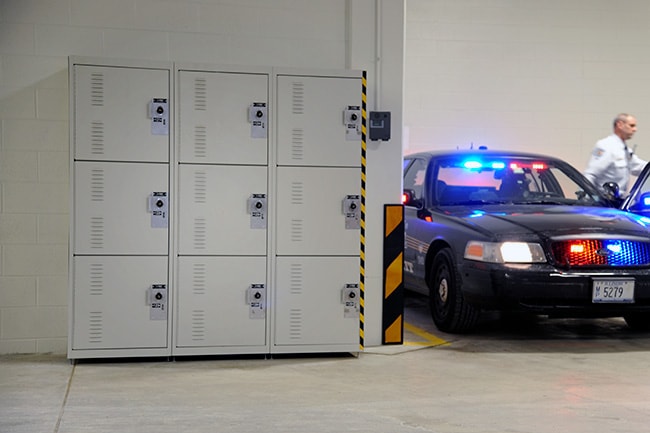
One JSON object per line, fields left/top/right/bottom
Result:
{"left": 585, "top": 113, "right": 647, "bottom": 196}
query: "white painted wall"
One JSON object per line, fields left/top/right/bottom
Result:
{"left": 0, "top": 0, "right": 405, "bottom": 354}
{"left": 349, "top": 0, "right": 405, "bottom": 347}
{"left": 405, "top": 0, "right": 650, "bottom": 170}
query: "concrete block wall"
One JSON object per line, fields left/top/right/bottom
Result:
{"left": 404, "top": 0, "right": 650, "bottom": 169}
{"left": 0, "top": 0, "right": 367, "bottom": 355}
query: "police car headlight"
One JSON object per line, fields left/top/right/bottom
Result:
{"left": 464, "top": 241, "right": 546, "bottom": 263}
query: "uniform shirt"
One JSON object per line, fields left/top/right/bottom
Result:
{"left": 584, "top": 134, "right": 647, "bottom": 195}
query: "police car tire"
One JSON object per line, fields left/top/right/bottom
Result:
{"left": 428, "top": 248, "right": 479, "bottom": 333}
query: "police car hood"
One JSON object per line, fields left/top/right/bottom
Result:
{"left": 447, "top": 205, "right": 650, "bottom": 239}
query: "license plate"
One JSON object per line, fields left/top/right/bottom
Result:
{"left": 592, "top": 279, "right": 635, "bottom": 303}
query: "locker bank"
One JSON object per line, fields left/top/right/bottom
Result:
{"left": 68, "top": 57, "right": 365, "bottom": 359}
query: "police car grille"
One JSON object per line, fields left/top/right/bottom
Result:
{"left": 551, "top": 239, "right": 650, "bottom": 267}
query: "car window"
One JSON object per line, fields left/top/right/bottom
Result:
{"left": 403, "top": 158, "right": 427, "bottom": 203}
{"left": 537, "top": 166, "right": 577, "bottom": 196}
{"left": 435, "top": 157, "right": 596, "bottom": 205}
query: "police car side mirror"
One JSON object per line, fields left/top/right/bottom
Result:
{"left": 402, "top": 189, "right": 423, "bottom": 209}
{"left": 402, "top": 189, "right": 415, "bottom": 205}
{"left": 602, "top": 182, "right": 621, "bottom": 201}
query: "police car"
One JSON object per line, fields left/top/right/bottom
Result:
{"left": 403, "top": 149, "right": 650, "bottom": 333}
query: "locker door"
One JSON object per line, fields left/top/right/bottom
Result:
{"left": 276, "top": 166, "right": 360, "bottom": 256}
{"left": 73, "top": 65, "right": 169, "bottom": 163}
{"left": 72, "top": 256, "right": 168, "bottom": 350}
{"left": 175, "top": 257, "right": 267, "bottom": 348}
{"left": 276, "top": 75, "right": 361, "bottom": 167}
{"left": 74, "top": 161, "right": 169, "bottom": 255}
{"left": 177, "top": 164, "right": 267, "bottom": 256}
{"left": 178, "top": 70, "right": 268, "bottom": 165}
{"left": 274, "top": 256, "right": 359, "bottom": 346}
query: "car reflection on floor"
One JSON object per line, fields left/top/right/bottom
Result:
{"left": 403, "top": 291, "right": 650, "bottom": 353}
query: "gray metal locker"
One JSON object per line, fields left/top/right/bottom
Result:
{"left": 73, "top": 64, "right": 170, "bottom": 163}
{"left": 174, "top": 256, "right": 267, "bottom": 352}
{"left": 177, "top": 164, "right": 267, "bottom": 256}
{"left": 178, "top": 69, "right": 269, "bottom": 165}
{"left": 276, "top": 74, "right": 361, "bottom": 167}
{"left": 273, "top": 69, "right": 362, "bottom": 354}
{"left": 174, "top": 65, "right": 271, "bottom": 356}
{"left": 69, "top": 58, "right": 172, "bottom": 360}
{"left": 74, "top": 161, "right": 169, "bottom": 255}
{"left": 274, "top": 256, "right": 360, "bottom": 349}
{"left": 275, "top": 166, "right": 360, "bottom": 256}
{"left": 72, "top": 256, "right": 169, "bottom": 351}
{"left": 70, "top": 58, "right": 363, "bottom": 359}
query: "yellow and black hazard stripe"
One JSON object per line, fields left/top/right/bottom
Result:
{"left": 359, "top": 70, "right": 367, "bottom": 351}
{"left": 382, "top": 204, "right": 404, "bottom": 344}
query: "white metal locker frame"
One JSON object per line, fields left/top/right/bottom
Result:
{"left": 172, "top": 63, "right": 273, "bottom": 356}
{"left": 69, "top": 58, "right": 363, "bottom": 360}
{"left": 68, "top": 57, "right": 174, "bottom": 360}
{"left": 270, "top": 68, "right": 363, "bottom": 355}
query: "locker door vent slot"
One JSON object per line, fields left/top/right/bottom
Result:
{"left": 90, "top": 122, "right": 105, "bottom": 155}
{"left": 90, "top": 169, "right": 105, "bottom": 201}
{"left": 288, "top": 309, "right": 303, "bottom": 340}
{"left": 290, "top": 219, "right": 304, "bottom": 242}
{"left": 290, "top": 181, "right": 304, "bottom": 205}
{"left": 193, "top": 171, "right": 207, "bottom": 203}
{"left": 193, "top": 126, "right": 207, "bottom": 159}
{"left": 88, "top": 311, "right": 103, "bottom": 343}
{"left": 192, "top": 263, "right": 207, "bottom": 295}
{"left": 193, "top": 218, "right": 207, "bottom": 250}
{"left": 89, "top": 263, "right": 104, "bottom": 295}
{"left": 191, "top": 310, "right": 206, "bottom": 341}
{"left": 289, "top": 263, "right": 303, "bottom": 295}
{"left": 89, "top": 217, "right": 105, "bottom": 249}
{"left": 90, "top": 72, "right": 104, "bottom": 106}
{"left": 291, "top": 128, "right": 304, "bottom": 161}
{"left": 194, "top": 77, "right": 207, "bottom": 111}
{"left": 291, "top": 81, "right": 304, "bottom": 114}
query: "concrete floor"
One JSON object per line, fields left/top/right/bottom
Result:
{"left": 3, "top": 295, "right": 650, "bottom": 433}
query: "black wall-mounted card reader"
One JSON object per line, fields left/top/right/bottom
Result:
{"left": 369, "top": 111, "right": 391, "bottom": 141}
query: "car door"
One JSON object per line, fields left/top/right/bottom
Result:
{"left": 622, "top": 163, "right": 650, "bottom": 217}
{"left": 403, "top": 156, "right": 430, "bottom": 293}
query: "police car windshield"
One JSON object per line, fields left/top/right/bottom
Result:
{"left": 434, "top": 157, "right": 597, "bottom": 206}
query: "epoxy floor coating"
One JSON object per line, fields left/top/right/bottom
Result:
{"left": 3, "top": 294, "right": 650, "bottom": 433}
